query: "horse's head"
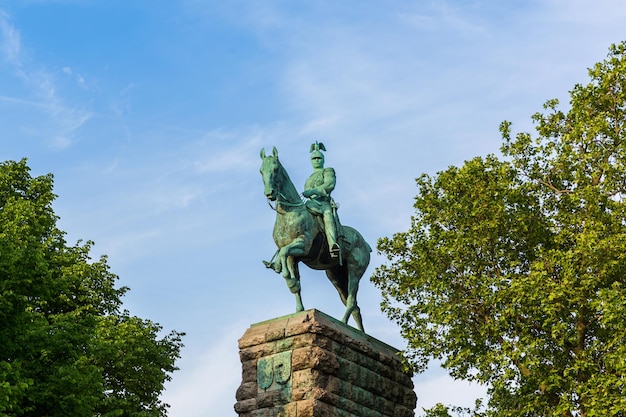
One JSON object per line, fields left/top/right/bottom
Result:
{"left": 260, "top": 147, "right": 281, "bottom": 201}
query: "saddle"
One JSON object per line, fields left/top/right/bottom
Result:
{"left": 304, "top": 198, "right": 350, "bottom": 265}
{"left": 304, "top": 197, "right": 326, "bottom": 216}
{"left": 304, "top": 198, "right": 344, "bottom": 238}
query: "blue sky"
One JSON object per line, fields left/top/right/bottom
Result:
{"left": 1, "top": 1, "right": 626, "bottom": 415}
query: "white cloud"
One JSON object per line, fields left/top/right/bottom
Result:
{"left": 61, "top": 65, "right": 86, "bottom": 88}
{"left": 45, "top": 105, "right": 93, "bottom": 150}
{"left": 192, "top": 130, "right": 266, "bottom": 173}
{"left": 194, "top": 147, "right": 257, "bottom": 173}
{"left": 52, "top": 135, "right": 72, "bottom": 149}
{"left": 92, "top": 229, "right": 163, "bottom": 265}
{"left": 430, "top": 2, "right": 487, "bottom": 35}
{"left": 111, "top": 82, "right": 135, "bottom": 116}
{"left": 163, "top": 326, "right": 243, "bottom": 417}
{"left": 414, "top": 372, "right": 487, "bottom": 413}
{"left": 0, "top": 11, "right": 21, "bottom": 66}
{"left": 551, "top": 0, "right": 626, "bottom": 24}
{"left": 0, "top": 10, "right": 93, "bottom": 149}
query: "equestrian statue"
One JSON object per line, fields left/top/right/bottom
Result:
{"left": 260, "top": 143, "right": 371, "bottom": 332}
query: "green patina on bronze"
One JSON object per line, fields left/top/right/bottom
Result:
{"left": 257, "top": 351, "right": 292, "bottom": 392}
{"left": 260, "top": 144, "right": 371, "bottom": 332}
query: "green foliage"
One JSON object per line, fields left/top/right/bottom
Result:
{"left": 0, "top": 159, "right": 184, "bottom": 417}
{"left": 372, "top": 42, "right": 626, "bottom": 417}
{"left": 422, "top": 402, "right": 485, "bottom": 417}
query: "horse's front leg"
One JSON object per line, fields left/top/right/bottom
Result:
{"left": 285, "top": 256, "right": 304, "bottom": 312}
{"left": 277, "top": 238, "right": 308, "bottom": 312}
{"left": 277, "top": 238, "right": 307, "bottom": 279}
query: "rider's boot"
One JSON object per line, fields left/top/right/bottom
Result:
{"left": 323, "top": 211, "right": 341, "bottom": 258}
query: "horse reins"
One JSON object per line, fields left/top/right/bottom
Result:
{"left": 267, "top": 192, "right": 305, "bottom": 213}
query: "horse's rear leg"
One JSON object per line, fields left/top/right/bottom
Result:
{"left": 341, "top": 303, "right": 363, "bottom": 332}
{"left": 351, "top": 306, "right": 364, "bottom": 332}
{"left": 341, "top": 274, "right": 364, "bottom": 332}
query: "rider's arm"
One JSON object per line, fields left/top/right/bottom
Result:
{"left": 319, "top": 168, "right": 336, "bottom": 196}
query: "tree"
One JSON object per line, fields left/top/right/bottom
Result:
{"left": 0, "top": 159, "right": 184, "bottom": 417}
{"left": 372, "top": 42, "right": 626, "bottom": 417}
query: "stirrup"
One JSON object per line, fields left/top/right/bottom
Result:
{"left": 330, "top": 243, "right": 341, "bottom": 258}
{"left": 263, "top": 260, "right": 281, "bottom": 273}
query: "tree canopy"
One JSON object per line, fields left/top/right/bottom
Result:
{"left": 0, "top": 159, "right": 184, "bottom": 417}
{"left": 372, "top": 42, "right": 626, "bottom": 417}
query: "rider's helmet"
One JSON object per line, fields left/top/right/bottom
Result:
{"left": 310, "top": 141, "right": 326, "bottom": 162}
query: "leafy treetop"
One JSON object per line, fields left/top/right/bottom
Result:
{"left": 0, "top": 159, "right": 184, "bottom": 417}
{"left": 372, "top": 42, "right": 626, "bottom": 417}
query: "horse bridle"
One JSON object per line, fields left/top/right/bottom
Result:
{"left": 264, "top": 157, "right": 305, "bottom": 212}
{"left": 267, "top": 192, "right": 305, "bottom": 212}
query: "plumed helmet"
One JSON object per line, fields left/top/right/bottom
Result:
{"left": 310, "top": 141, "right": 326, "bottom": 160}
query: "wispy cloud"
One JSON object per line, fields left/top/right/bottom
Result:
{"left": 0, "top": 9, "right": 92, "bottom": 149}
{"left": 0, "top": 11, "right": 21, "bottom": 66}
{"left": 111, "top": 82, "right": 136, "bottom": 117}
{"left": 551, "top": 0, "right": 626, "bottom": 24}
{"left": 192, "top": 129, "right": 269, "bottom": 173}
{"left": 429, "top": 2, "right": 487, "bottom": 35}
{"left": 62, "top": 66, "right": 87, "bottom": 89}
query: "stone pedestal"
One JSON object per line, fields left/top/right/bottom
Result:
{"left": 234, "top": 309, "right": 416, "bottom": 417}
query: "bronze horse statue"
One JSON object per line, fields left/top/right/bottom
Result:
{"left": 260, "top": 147, "right": 371, "bottom": 331}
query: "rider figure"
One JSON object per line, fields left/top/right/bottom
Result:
{"left": 302, "top": 142, "right": 341, "bottom": 258}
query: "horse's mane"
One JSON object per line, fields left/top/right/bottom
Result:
{"left": 274, "top": 157, "right": 301, "bottom": 203}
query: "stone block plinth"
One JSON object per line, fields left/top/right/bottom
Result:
{"left": 234, "top": 309, "right": 416, "bottom": 417}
